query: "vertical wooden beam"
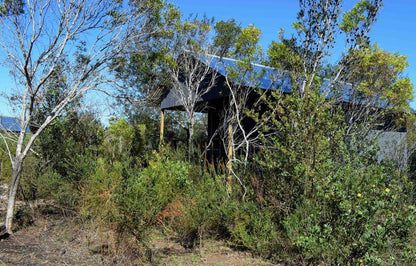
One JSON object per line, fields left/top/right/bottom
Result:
{"left": 211, "top": 141, "right": 214, "bottom": 167}
{"left": 160, "top": 109, "right": 164, "bottom": 146}
{"left": 204, "top": 142, "right": 207, "bottom": 172}
{"left": 227, "top": 124, "right": 233, "bottom": 162}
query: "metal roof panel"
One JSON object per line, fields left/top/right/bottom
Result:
{"left": 0, "top": 116, "right": 29, "bottom": 132}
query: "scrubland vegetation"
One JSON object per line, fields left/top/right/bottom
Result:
{"left": 1, "top": 0, "right": 416, "bottom": 264}
{"left": 2, "top": 104, "right": 416, "bottom": 264}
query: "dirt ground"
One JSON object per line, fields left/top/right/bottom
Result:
{"left": 151, "top": 232, "right": 273, "bottom": 265}
{"left": 0, "top": 217, "right": 105, "bottom": 265}
{"left": 0, "top": 216, "right": 274, "bottom": 265}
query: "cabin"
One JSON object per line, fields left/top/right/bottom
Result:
{"left": 158, "top": 53, "right": 410, "bottom": 168}
{"left": 159, "top": 53, "right": 292, "bottom": 162}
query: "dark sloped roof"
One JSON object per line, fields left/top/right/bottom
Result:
{"left": 195, "top": 53, "right": 292, "bottom": 93}
{"left": 0, "top": 116, "right": 29, "bottom": 132}
{"left": 160, "top": 52, "right": 388, "bottom": 110}
{"left": 160, "top": 53, "right": 293, "bottom": 110}
{"left": 199, "top": 54, "right": 389, "bottom": 108}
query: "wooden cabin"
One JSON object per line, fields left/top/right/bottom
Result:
{"left": 158, "top": 53, "right": 410, "bottom": 168}
{"left": 158, "top": 53, "right": 290, "bottom": 162}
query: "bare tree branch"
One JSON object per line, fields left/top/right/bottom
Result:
{"left": 0, "top": 0, "right": 162, "bottom": 234}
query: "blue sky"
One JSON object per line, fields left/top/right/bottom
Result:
{"left": 173, "top": 0, "right": 416, "bottom": 108}
{"left": 1, "top": 0, "right": 415, "bottom": 117}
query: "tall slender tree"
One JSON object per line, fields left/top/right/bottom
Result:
{"left": 0, "top": 0, "right": 163, "bottom": 235}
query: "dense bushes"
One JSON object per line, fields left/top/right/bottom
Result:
{"left": 114, "top": 151, "right": 192, "bottom": 241}
{"left": 79, "top": 147, "right": 193, "bottom": 258}
{"left": 16, "top": 112, "right": 102, "bottom": 208}
{"left": 168, "top": 174, "right": 230, "bottom": 248}
{"left": 280, "top": 161, "right": 416, "bottom": 264}
{"left": 164, "top": 147, "right": 416, "bottom": 264}
{"left": 8, "top": 110, "right": 415, "bottom": 264}
{"left": 159, "top": 91, "right": 416, "bottom": 264}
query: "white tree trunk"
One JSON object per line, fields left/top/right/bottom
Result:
{"left": 188, "top": 117, "right": 195, "bottom": 158}
{"left": 0, "top": 0, "right": 158, "bottom": 235}
{"left": 5, "top": 158, "right": 23, "bottom": 234}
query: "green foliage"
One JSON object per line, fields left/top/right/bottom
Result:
{"left": 80, "top": 146, "right": 192, "bottom": 252}
{"left": 268, "top": 36, "right": 303, "bottom": 72}
{"left": 36, "top": 112, "right": 102, "bottom": 180}
{"left": 114, "top": 150, "right": 191, "bottom": 240}
{"left": 213, "top": 19, "right": 242, "bottom": 57}
{"left": 0, "top": 137, "right": 13, "bottom": 183}
{"left": 170, "top": 174, "right": 229, "bottom": 248}
{"left": 80, "top": 158, "right": 125, "bottom": 224}
{"left": 34, "top": 170, "right": 79, "bottom": 208}
{"left": 227, "top": 201, "right": 281, "bottom": 258}
{"left": 232, "top": 24, "right": 262, "bottom": 59}
{"left": 0, "top": 0, "right": 23, "bottom": 16}
{"left": 345, "top": 44, "right": 414, "bottom": 113}
{"left": 240, "top": 86, "right": 416, "bottom": 263}
{"left": 15, "top": 111, "right": 102, "bottom": 209}
{"left": 282, "top": 161, "right": 416, "bottom": 264}
{"left": 3, "top": 1, "right": 414, "bottom": 265}
{"left": 340, "top": 0, "right": 382, "bottom": 34}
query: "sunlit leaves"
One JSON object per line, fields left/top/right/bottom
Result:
{"left": 232, "top": 24, "right": 262, "bottom": 59}
{"left": 340, "top": 0, "right": 381, "bottom": 33}
{"left": 346, "top": 44, "right": 414, "bottom": 112}
{"left": 268, "top": 37, "right": 303, "bottom": 73}
{"left": 214, "top": 19, "right": 242, "bottom": 57}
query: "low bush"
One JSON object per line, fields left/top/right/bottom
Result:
{"left": 168, "top": 147, "right": 416, "bottom": 264}
{"left": 114, "top": 151, "right": 192, "bottom": 242}
{"left": 169, "top": 174, "right": 229, "bottom": 248}
{"left": 281, "top": 161, "right": 416, "bottom": 264}
{"left": 81, "top": 147, "right": 193, "bottom": 259}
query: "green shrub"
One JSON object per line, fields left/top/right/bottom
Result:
{"left": 18, "top": 155, "right": 83, "bottom": 209}
{"left": 228, "top": 201, "right": 282, "bottom": 258}
{"left": 114, "top": 151, "right": 192, "bottom": 240}
{"left": 80, "top": 147, "right": 193, "bottom": 257}
{"left": 170, "top": 174, "right": 229, "bottom": 248}
{"left": 278, "top": 159, "right": 415, "bottom": 264}
{"left": 170, "top": 174, "right": 283, "bottom": 257}
{"left": 80, "top": 158, "right": 124, "bottom": 222}
{"left": 37, "top": 170, "right": 80, "bottom": 208}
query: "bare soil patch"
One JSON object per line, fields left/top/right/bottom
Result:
{"left": 151, "top": 232, "right": 275, "bottom": 265}
{"left": 0, "top": 217, "right": 105, "bottom": 265}
{"left": 0, "top": 215, "right": 275, "bottom": 265}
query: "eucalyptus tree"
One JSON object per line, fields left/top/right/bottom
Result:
{"left": 113, "top": 11, "right": 222, "bottom": 158}
{"left": 255, "top": 0, "right": 415, "bottom": 206}
{"left": 213, "top": 18, "right": 242, "bottom": 58}
{"left": 216, "top": 24, "right": 265, "bottom": 195}
{"left": 265, "top": 0, "right": 387, "bottom": 158}
{"left": 0, "top": 0, "right": 164, "bottom": 235}
{"left": 167, "top": 17, "right": 222, "bottom": 157}
{"left": 340, "top": 44, "right": 414, "bottom": 169}
{"left": 216, "top": 0, "right": 391, "bottom": 197}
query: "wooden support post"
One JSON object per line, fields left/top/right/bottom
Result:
{"left": 211, "top": 141, "right": 214, "bottom": 167}
{"left": 226, "top": 123, "right": 233, "bottom": 195}
{"left": 227, "top": 124, "right": 233, "bottom": 162}
{"left": 160, "top": 109, "right": 165, "bottom": 146}
{"left": 204, "top": 142, "right": 207, "bottom": 172}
